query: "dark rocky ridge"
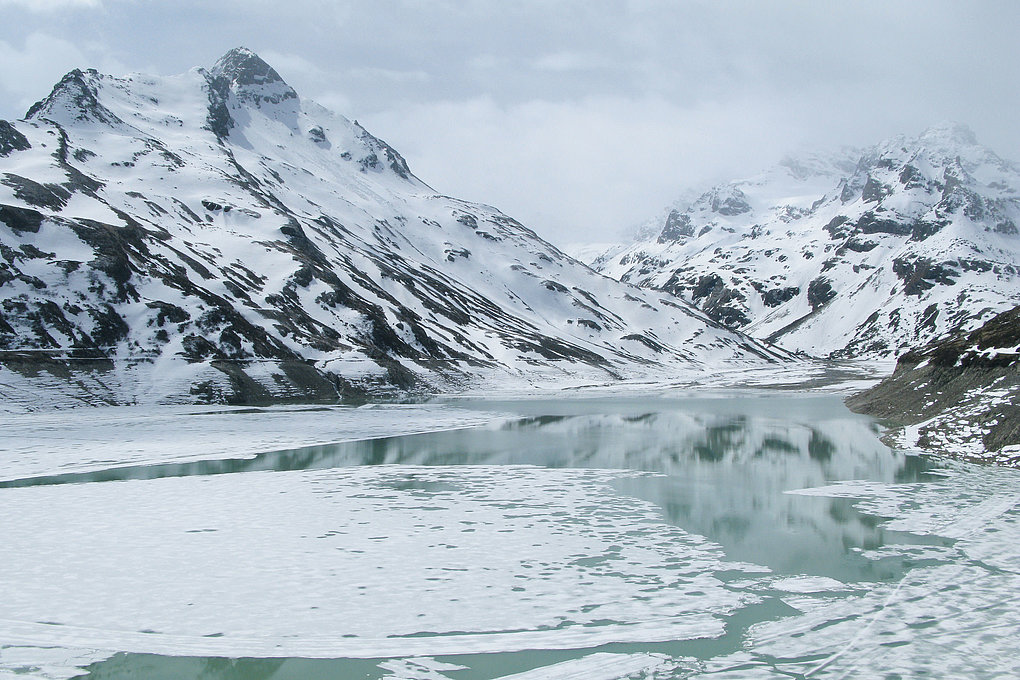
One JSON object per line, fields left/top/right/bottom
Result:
{"left": 0, "top": 121, "right": 31, "bottom": 156}
{"left": 847, "top": 305, "right": 1020, "bottom": 465}
{"left": 26, "top": 69, "right": 124, "bottom": 126}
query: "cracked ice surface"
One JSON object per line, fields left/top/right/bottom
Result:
{"left": 701, "top": 465, "right": 1020, "bottom": 679}
{"left": 3, "top": 397, "right": 1019, "bottom": 679}
{"left": 0, "top": 465, "right": 754, "bottom": 661}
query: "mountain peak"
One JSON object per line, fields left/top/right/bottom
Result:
{"left": 203, "top": 48, "right": 298, "bottom": 135}
{"left": 598, "top": 122, "right": 1020, "bottom": 361}
{"left": 210, "top": 47, "right": 285, "bottom": 88}
{"left": 0, "top": 50, "right": 787, "bottom": 403}
{"left": 25, "top": 68, "right": 123, "bottom": 126}
{"left": 208, "top": 47, "right": 298, "bottom": 105}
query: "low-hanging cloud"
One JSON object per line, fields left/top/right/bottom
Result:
{"left": 364, "top": 90, "right": 882, "bottom": 245}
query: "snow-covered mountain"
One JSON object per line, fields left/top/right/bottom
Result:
{"left": 0, "top": 48, "right": 785, "bottom": 406}
{"left": 595, "top": 124, "right": 1020, "bottom": 358}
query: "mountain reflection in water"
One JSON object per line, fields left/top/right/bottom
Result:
{"left": 5, "top": 394, "right": 943, "bottom": 585}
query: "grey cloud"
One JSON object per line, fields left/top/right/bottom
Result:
{"left": 0, "top": 0, "right": 1017, "bottom": 244}
{"left": 0, "top": 0, "right": 101, "bottom": 11}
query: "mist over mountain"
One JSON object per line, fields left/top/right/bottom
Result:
{"left": 594, "top": 123, "right": 1020, "bottom": 359}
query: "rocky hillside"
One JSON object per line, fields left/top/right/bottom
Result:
{"left": 846, "top": 305, "right": 1020, "bottom": 466}
{"left": 595, "top": 124, "right": 1020, "bottom": 358}
{"left": 0, "top": 48, "right": 786, "bottom": 408}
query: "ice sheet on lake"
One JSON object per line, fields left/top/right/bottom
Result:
{"left": 0, "top": 465, "right": 757, "bottom": 661}
{"left": 762, "top": 576, "right": 853, "bottom": 594}
{"left": 713, "top": 464, "right": 1020, "bottom": 679}
{"left": 373, "top": 655, "right": 691, "bottom": 680}
{"left": 4, "top": 399, "right": 1019, "bottom": 679}
{"left": 0, "top": 403, "right": 508, "bottom": 481}
{"left": 378, "top": 656, "right": 468, "bottom": 679}
{"left": 0, "top": 646, "right": 109, "bottom": 680}
{"left": 790, "top": 467, "right": 1020, "bottom": 551}
{"left": 489, "top": 652, "right": 690, "bottom": 680}
{"left": 739, "top": 563, "right": 1020, "bottom": 678}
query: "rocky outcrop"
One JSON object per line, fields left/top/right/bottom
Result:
{"left": 0, "top": 121, "right": 31, "bottom": 156}
{"left": 657, "top": 209, "right": 694, "bottom": 242}
{"left": 846, "top": 305, "right": 1020, "bottom": 466}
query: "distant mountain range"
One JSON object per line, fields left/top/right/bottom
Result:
{"left": 0, "top": 48, "right": 785, "bottom": 407}
{"left": 594, "top": 123, "right": 1020, "bottom": 358}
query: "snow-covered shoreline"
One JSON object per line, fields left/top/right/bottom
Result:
{"left": 847, "top": 305, "right": 1020, "bottom": 467}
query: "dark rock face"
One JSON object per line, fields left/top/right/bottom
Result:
{"left": 855, "top": 211, "right": 912, "bottom": 236}
{"left": 760, "top": 286, "right": 800, "bottom": 308}
{"left": 691, "top": 273, "right": 724, "bottom": 300}
{"left": 1, "top": 174, "right": 72, "bottom": 210}
{"left": 214, "top": 48, "right": 285, "bottom": 86}
{"left": 0, "top": 204, "right": 45, "bottom": 234}
{"left": 847, "top": 305, "right": 1020, "bottom": 465}
{"left": 892, "top": 257, "right": 959, "bottom": 296}
{"left": 210, "top": 47, "right": 298, "bottom": 105}
{"left": 861, "top": 175, "right": 891, "bottom": 203}
{"left": 202, "top": 47, "right": 301, "bottom": 141}
{"left": 824, "top": 215, "right": 851, "bottom": 239}
{"left": 995, "top": 219, "right": 1019, "bottom": 235}
{"left": 840, "top": 236, "right": 878, "bottom": 253}
{"left": 204, "top": 72, "right": 235, "bottom": 139}
{"left": 308, "top": 126, "right": 328, "bottom": 145}
{"left": 898, "top": 164, "right": 927, "bottom": 189}
{"left": 657, "top": 209, "right": 694, "bottom": 242}
{"left": 839, "top": 178, "right": 861, "bottom": 203}
{"left": 0, "top": 121, "right": 31, "bottom": 156}
{"left": 806, "top": 277, "right": 835, "bottom": 310}
{"left": 353, "top": 123, "right": 413, "bottom": 180}
{"left": 711, "top": 188, "right": 752, "bottom": 216}
{"left": 964, "top": 305, "right": 1020, "bottom": 352}
{"left": 910, "top": 218, "right": 949, "bottom": 241}
{"left": 685, "top": 273, "right": 750, "bottom": 327}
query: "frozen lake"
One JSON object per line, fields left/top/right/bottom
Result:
{"left": 1, "top": 392, "right": 1018, "bottom": 679}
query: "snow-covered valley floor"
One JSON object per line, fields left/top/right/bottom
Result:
{"left": 1, "top": 386, "right": 1017, "bottom": 679}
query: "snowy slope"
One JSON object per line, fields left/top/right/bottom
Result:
{"left": 596, "top": 125, "right": 1020, "bottom": 358}
{"left": 0, "top": 49, "right": 786, "bottom": 407}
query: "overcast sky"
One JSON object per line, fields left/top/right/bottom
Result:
{"left": 1, "top": 0, "right": 1018, "bottom": 246}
